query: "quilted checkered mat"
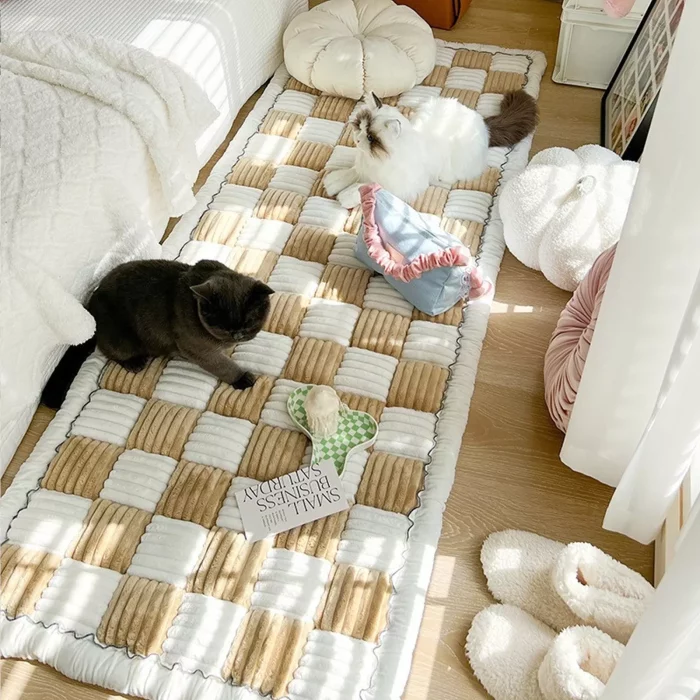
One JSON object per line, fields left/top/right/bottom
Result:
{"left": 0, "top": 41, "right": 545, "bottom": 700}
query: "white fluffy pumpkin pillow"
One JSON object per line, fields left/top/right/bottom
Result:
{"left": 283, "top": 0, "right": 436, "bottom": 99}
{"left": 499, "top": 145, "right": 638, "bottom": 291}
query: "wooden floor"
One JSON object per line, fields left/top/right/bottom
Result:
{"left": 1, "top": 1, "right": 653, "bottom": 698}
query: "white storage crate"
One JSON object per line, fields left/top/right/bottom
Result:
{"left": 553, "top": 6, "right": 645, "bottom": 89}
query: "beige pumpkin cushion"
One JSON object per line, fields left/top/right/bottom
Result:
{"left": 283, "top": 0, "right": 436, "bottom": 99}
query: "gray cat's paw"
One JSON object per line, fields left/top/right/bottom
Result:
{"left": 233, "top": 372, "right": 256, "bottom": 390}
{"left": 120, "top": 356, "right": 148, "bottom": 373}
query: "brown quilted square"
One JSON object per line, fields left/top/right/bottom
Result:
{"left": 351, "top": 309, "right": 411, "bottom": 358}
{"left": 260, "top": 110, "right": 307, "bottom": 139}
{"left": 412, "top": 302, "right": 464, "bottom": 326}
{"left": 455, "top": 166, "right": 502, "bottom": 195}
{"left": 97, "top": 575, "right": 184, "bottom": 656}
{"left": 193, "top": 210, "right": 248, "bottom": 246}
{"left": 309, "top": 169, "right": 332, "bottom": 199}
{"left": 275, "top": 510, "right": 349, "bottom": 561}
{"left": 316, "top": 264, "right": 371, "bottom": 306}
{"left": 263, "top": 293, "right": 309, "bottom": 337}
{"left": 68, "top": 499, "right": 151, "bottom": 573}
{"left": 227, "top": 158, "right": 276, "bottom": 189}
{"left": 441, "top": 217, "right": 484, "bottom": 252}
{"left": 344, "top": 206, "right": 363, "bottom": 234}
{"left": 42, "top": 436, "right": 123, "bottom": 499}
{"left": 238, "top": 424, "right": 309, "bottom": 480}
{"left": 283, "top": 337, "right": 346, "bottom": 386}
{"left": 156, "top": 462, "right": 233, "bottom": 528}
{"left": 356, "top": 452, "right": 424, "bottom": 514}
{"left": 283, "top": 224, "right": 338, "bottom": 264}
{"left": 224, "top": 609, "right": 312, "bottom": 698}
{"left": 421, "top": 65, "right": 450, "bottom": 88}
{"left": 453, "top": 49, "right": 493, "bottom": 71}
{"left": 286, "top": 141, "right": 333, "bottom": 170}
{"left": 285, "top": 77, "right": 321, "bottom": 95}
{"left": 126, "top": 399, "right": 200, "bottom": 460}
{"left": 483, "top": 71, "right": 526, "bottom": 93}
{"left": 100, "top": 357, "right": 168, "bottom": 400}
{"left": 387, "top": 360, "right": 449, "bottom": 413}
{"left": 411, "top": 185, "right": 450, "bottom": 217}
{"left": 207, "top": 375, "right": 275, "bottom": 423}
{"left": 0, "top": 545, "right": 62, "bottom": 617}
{"left": 316, "top": 564, "right": 392, "bottom": 643}
{"left": 441, "top": 87, "right": 480, "bottom": 108}
{"left": 335, "top": 391, "right": 386, "bottom": 423}
{"left": 310, "top": 95, "right": 355, "bottom": 122}
{"left": 228, "top": 248, "right": 279, "bottom": 282}
{"left": 253, "top": 188, "right": 305, "bottom": 225}
{"left": 190, "top": 527, "right": 271, "bottom": 606}
{"left": 338, "top": 123, "right": 356, "bottom": 147}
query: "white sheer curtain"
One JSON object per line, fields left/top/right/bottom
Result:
{"left": 560, "top": 0, "right": 700, "bottom": 545}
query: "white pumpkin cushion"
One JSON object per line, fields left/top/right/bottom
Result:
{"left": 499, "top": 145, "right": 638, "bottom": 291}
{"left": 283, "top": 0, "right": 436, "bottom": 99}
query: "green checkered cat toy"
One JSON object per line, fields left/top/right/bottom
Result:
{"left": 287, "top": 385, "right": 378, "bottom": 475}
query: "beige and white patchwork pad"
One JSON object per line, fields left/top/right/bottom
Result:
{"left": 0, "top": 41, "right": 545, "bottom": 700}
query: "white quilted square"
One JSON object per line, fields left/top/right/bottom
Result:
{"left": 209, "top": 184, "right": 263, "bottom": 214}
{"left": 33, "top": 560, "right": 122, "bottom": 635}
{"left": 243, "top": 133, "right": 295, "bottom": 164}
{"left": 298, "top": 196, "right": 349, "bottom": 231}
{"left": 268, "top": 165, "right": 319, "bottom": 197}
{"left": 402, "top": 320, "right": 460, "bottom": 368}
{"left": 362, "top": 277, "right": 414, "bottom": 317}
{"left": 333, "top": 347, "right": 398, "bottom": 402}
{"left": 299, "top": 299, "right": 361, "bottom": 346}
{"left": 375, "top": 407, "right": 437, "bottom": 462}
{"left": 397, "top": 85, "right": 442, "bottom": 108}
{"left": 178, "top": 241, "right": 233, "bottom": 265}
{"left": 251, "top": 549, "right": 331, "bottom": 619}
{"left": 70, "top": 389, "right": 146, "bottom": 447}
{"left": 476, "top": 92, "right": 505, "bottom": 118}
{"left": 435, "top": 45, "right": 456, "bottom": 67}
{"left": 445, "top": 67, "right": 487, "bottom": 92}
{"left": 288, "top": 630, "right": 377, "bottom": 700}
{"left": 335, "top": 505, "right": 410, "bottom": 574}
{"left": 274, "top": 89, "right": 318, "bottom": 115}
{"left": 99, "top": 450, "right": 178, "bottom": 512}
{"left": 217, "top": 476, "right": 260, "bottom": 531}
{"left": 327, "top": 234, "right": 367, "bottom": 269}
{"left": 487, "top": 146, "right": 509, "bottom": 169}
{"left": 182, "top": 413, "right": 255, "bottom": 473}
{"left": 236, "top": 217, "right": 294, "bottom": 253}
{"left": 297, "top": 117, "right": 345, "bottom": 145}
{"left": 162, "top": 592, "right": 246, "bottom": 678}
{"left": 260, "top": 378, "right": 308, "bottom": 431}
{"left": 7, "top": 490, "right": 92, "bottom": 555}
{"left": 153, "top": 359, "right": 219, "bottom": 411}
{"left": 325, "top": 145, "right": 356, "bottom": 171}
{"left": 127, "top": 515, "right": 208, "bottom": 588}
{"left": 491, "top": 53, "right": 530, "bottom": 73}
{"left": 342, "top": 450, "right": 369, "bottom": 501}
{"left": 268, "top": 256, "right": 324, "bottom": 296}
{"left": 231, "top": 330, "right": 293, "bottom": 377}
{"left": 444, "top": 190, "right": 492, "bottom": 224}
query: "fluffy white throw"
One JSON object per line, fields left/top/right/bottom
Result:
{"left": 0, "top": 32, "right": 216, "bottom": 455}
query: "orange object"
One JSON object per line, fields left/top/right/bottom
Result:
{"left": 396, "top": 0, "right": 470, "bottom": 29}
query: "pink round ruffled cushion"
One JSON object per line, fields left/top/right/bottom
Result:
{"left": 544, "top": 244, "right": 617, "bottom": 432}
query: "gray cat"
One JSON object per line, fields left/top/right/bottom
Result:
{"left": 88, "top": 259, "right": 273, "bottom": 389}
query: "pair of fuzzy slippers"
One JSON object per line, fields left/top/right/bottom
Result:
{"left": 466, "top": 530, "right": 655, "bottom": 700}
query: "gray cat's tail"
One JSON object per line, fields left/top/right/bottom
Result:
{"left": 486, "top": 90, "right": 539, "bottom": 148}
{"left": 41, "top": 338, "right": 96, "bottom": 410}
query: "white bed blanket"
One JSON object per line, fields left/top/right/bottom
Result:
{"left": 0, "top": 32, "right": 217, "bottom": 470}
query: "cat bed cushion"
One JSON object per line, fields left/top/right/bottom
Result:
{"left": 544, "top": 245, "right": 616, "bottom": 432}
{"left": 283, "top": 0, "right": 436, "bottom": 99}
{"left": 355, "top": 184, "right": 490, "bottom": 316}
{"left": 499, "top": 145, "right": 637, "bottom": 291}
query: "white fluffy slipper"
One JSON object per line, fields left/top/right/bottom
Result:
{"left": 466, "top": 604, "right": 624, "bottom": 700}
{"left": 481, "top": 530, "right": 654, "bottom": 643}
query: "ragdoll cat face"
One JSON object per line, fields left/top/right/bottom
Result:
{"left": 351, "top": 92, "right": 409, "bottom": 159}
{"left": 191, "top": 271, "right": 273, "bottom": 344}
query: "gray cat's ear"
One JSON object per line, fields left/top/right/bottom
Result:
{"left": 190, "top": 279, "right": 216, "bottom": 302}
{"left": 248, "top": 281, "right": 274, "bottom": 301}
{"left": 385, "top": 118, "right": 402, "bottom": 137}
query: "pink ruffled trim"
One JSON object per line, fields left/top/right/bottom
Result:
{"left": 360, "top": 183, "right": 490, "bottom": 300}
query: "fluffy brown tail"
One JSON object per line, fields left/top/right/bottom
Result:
{"left": 485, "top": 90, "right": 539, "bottom": 148}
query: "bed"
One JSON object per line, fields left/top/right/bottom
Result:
{"left": 0, "top": 0, "right": 308, "bottom": 474}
